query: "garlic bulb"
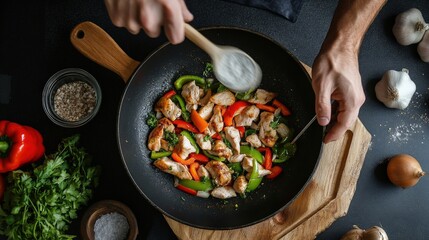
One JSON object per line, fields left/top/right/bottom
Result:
{"left": 417, "top": 31, "right": 429, "bottom": 62}
{"left": 375, "top": 68, "right": 416, "bottom": 110}
{"left": 392, "top": 8, "right": 429, "bottom": 46}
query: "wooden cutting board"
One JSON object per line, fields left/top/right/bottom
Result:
{"left": 165, "top": 64, "right": 372, "bottom": 240}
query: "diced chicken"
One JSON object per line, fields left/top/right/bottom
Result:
{"left": 245, "top": 133, "right": 262, "bottom": 148}
{"left": 155, "top": 97, "right": 181, "bottom": 121}
{"left": 181, "top": 81, "right": 203, "bottom": 105}
{"left": 233, "top": 176, "right": 248, "bottom": 195}
{"left": 153, "top": 157, "right": 192, "bottom": 180}
{"left": 258, "top": 112, "right": 278, "bottom": 147}
{"left": 207, "top": 140, "right": 233, "bottom": 159}
{"left": 195, "top": 133, "right": 212, "bottom": 150}
{"left": 197, "top": 165, "right": 210, "bottom": 179}
{"left": 186, "top": 103, "right": 198, "bottom": 112}
{"left": 174, "top": 135, "right": 197, "bottom": 159}
{"left": 224, "top": 127, "right": 241, "bottom": 155}
{"left": 247, "top": 89, "right": 277, "bottom": 104}
{"left": 234, "top": 105, "right": 260, "bottom": 127}
{"left": 210, "top": 90, "right": 235, "bottom": 106}
{"left": 148, "top": 118, "right": 174, "bottom": 151}
{"left": 198, "top": 89, "right": 212, "bottom": 106}
{"left": 211, "top": 186, "right": 237, "bottom": 199}
{"left": 208, "top": 105, "right": 224, "bottom": 133}
{"left": 242, "top": 157, "right": 272, "bottom": 178}
{"left": 160, "top": 139, "right": 174, "bottom": 152}
{"left": 276, "top": 123, "right": 291, "bottom": 139}
{"left": 229, "top": 154, "right": 245, "bottom": 163}
{"left": 205, "top": 160, "right": 232, "bottom": 186}
{"left": 198, "top": 102, "right": 214, "bottom": 121}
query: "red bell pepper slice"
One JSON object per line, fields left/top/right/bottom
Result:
{"left": 223, "top": 101, "right": 250, "bottom": 126}
{"left": 189, "top": 162, "right": 200, "bottom": 181}
{"left": 211, "top": 133, "right": 222, "bottom": 140}
{"left": 162, "top": 89, "right": 176, "bottom": 99}
{"left": 272, "top": 99, "right": 291, "bottom": 116}
{"left": 266, "top": 166, "right": 282, "bottom": 179}
{"left": 236, "top": 126, "right": 245, "bottom": 138}
{"left": 258, "top": 147, "right": 272, "bottom": 170}
{"left": 189, "top": 153, "right": 209, "bottom": 163}
{"left": 172, "top": 119, "right": 199, "bottom": 133}
{"left": 255, "top": 104, "right": 276, "bottom": 112}
{"left": 176, "top": 184, "right": 197, "bottom": 195}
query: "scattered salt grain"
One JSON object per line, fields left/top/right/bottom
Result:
{"left": 94, "top": 212, "right": 129, "bottom": 240}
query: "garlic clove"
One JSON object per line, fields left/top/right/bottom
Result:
{"left": 417, "top": 31, "right": 429, "bottom": 62}
{"left": 392, "top": 8, "right": 429, "bottom": 46}
{"left": 375, "top": 68, "right": 416, "bottom": 110}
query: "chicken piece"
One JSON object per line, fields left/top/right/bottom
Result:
{"left": 234, "top": 105, "right": 260, "bottom": 127}
{"left": 153, "top": 157, "right": 192, "bottom": 180}
{"left": 210, "top": 90, "right": 235, "bottom": 106}
{"left": 198, "top": 89, "right": 212, "bottom": 106}
{"left": 247, "top": 89, "right": 278, "bottom": 104}
{"left": 198, "top": 102, "right": 214, "bottom": 121}
{"left": 155, "top": 97, "right": 181, "bottom": 121}
{"left": 148, "top": 118, "right": 174, "bottom": 151}
{"left": 197, "top": 165, "right": 210, "bottom": 179}
{"left": 242, "top": 157, "right": 272, "bottom": 178}
{"left": 207, "top": 140, "right": 233, "bottom": 159}
{"left": 224, "top": 127, "right": 241, "bottom": 155}
{"left": 194, "top": 133, "right": 212, "bottom": 150}
{"left": 245, "top": 133, "right": 262, "bottom": 148}
{"left": 208, "top": 105, "right": 224, "bottom": 133}
{"left": 174, "top": 135, "right": 197, "bottom": 159}
{"left": 258, "top": 112, "right": 278, "bottom": 147}
{"left": 205, "top": 160, "right": 232, "bottom": 186}
{"left": 233, "top": 176, "right": 248, "bottom": 195}
{"left": 211, "top": 186, "right": 237, "bottom": 199}
{"left": 181, "top": 81, "right": 203, "bottom": 105}
{"left": 186, "top": 103, "right": 198, "bottom": 112}
{"left": 276, "top": 123, "right": 291, "bottom": 139}
{"left": 229, "top": 154, "right": 245, "bottom": 163}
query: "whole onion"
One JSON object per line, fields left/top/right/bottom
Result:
{"left": 387, "top": 154, "right": 425, "bottom": 188}
{"left": 340, "top": 225, "right": 388, "bottom": 240}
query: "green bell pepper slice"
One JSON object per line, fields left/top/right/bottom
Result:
{"left": 202, "top": 150, "right": 226, "bottom": 162}
{"left": 171, "top": 94, "right": 190, "bottom": 122}
{"left": 228, "top": 162, "right": 243, "bottom": 178}
{"left": 150, "top": 151, "right": 172, "bottom": 159}
{"left": 240, "top": 145, "right": 263, "bottom": 164}
{"left": 180, "top": 130, "right": 199, "bottom": 154}
{"left": 174, "top": 75, "right": 206, "bottom": 90}
{"left": 179, "top": 179, "right": 213, "bottom": 191}
{"left": 272, "top": 142, "right": 297, "bottom": 163}
{"left": 246, "top": 158, "right": 262, "bottom": 192}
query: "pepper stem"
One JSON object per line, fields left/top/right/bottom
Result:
{"left": 0, "top": 141, "right": 9, "bottom": 154}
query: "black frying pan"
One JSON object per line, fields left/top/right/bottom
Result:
{"left": 71, "top": 21, "right": 324, "bottom": 230}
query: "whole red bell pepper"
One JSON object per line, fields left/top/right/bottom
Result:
{"left": 0, "top": 120, "right": 45, "bottom": 173}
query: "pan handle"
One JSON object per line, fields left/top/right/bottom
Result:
{"left": 70, "top": 21, "right": 140, "bottom": 83}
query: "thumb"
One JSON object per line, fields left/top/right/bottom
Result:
{"left": 315, "top": 91, "right": 332, "bottom": 126}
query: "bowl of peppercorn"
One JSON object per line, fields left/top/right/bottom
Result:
{"left": 42, "top": 68, "right": 102, "bottom": 128}
{"left": 81, "top": 200, "right": 138, "bottom": 240}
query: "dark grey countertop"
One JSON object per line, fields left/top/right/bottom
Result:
{"left": 1, "top": 0, "right": 429, "bottom": 239}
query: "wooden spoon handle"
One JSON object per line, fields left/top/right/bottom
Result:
{"left": 184, "top": 24, "right": 219, "bottom": 58}
{"left": 70, "top": 21, "right": 140, "bottom": 83}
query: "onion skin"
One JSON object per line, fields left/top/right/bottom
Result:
{"left": 387, "top": 154, "right": 425, "bottom": 188}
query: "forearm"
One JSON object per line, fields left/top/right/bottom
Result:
{"left": 321, "top": 0, "right": 387, "bottom": 54}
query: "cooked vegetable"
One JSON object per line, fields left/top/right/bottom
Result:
{"left": 179, "top": 178, "right": 213, "bottom": 191}
{"left": 171, "top": 152, "right": 195, "bottom": 165}
{"left": 223, "top": 101, "right": 250, "bottom": 126}
{"left": 255, "top": 103, "right": 276, "bottom": 112}
{"left": 258, "top": 147, "right": 272, "bottom": 170}
{"left": 150, "top": 151, "right": 172, "bottom": 159}
{"left": 273, "top": 142, "right": 297, "bottom": 163}
{"left": 189, "top": 153, "right": 209, "bottom": 163}
{"left": 171, "top": 94, "right": 190, "bottom": 121}
{"left": 180, "top": 131, "right": 199, "bottom": 154}
{"left": 172, "top": 119, "right": 199, "bottom": 133}
{"left": 174, "top": 75, "right": 206, "bottom": 90}
{"left": 164, "top": 131, "right": 179, "bottom": 147}
{"left": 340, "top": 225, "right": 388, "bottom": 240}
{"left": 266, "top": 166, "right": 282, "bottom": 179}
{"left": 146, "top": 113, "right": 158, "bottom": 128}
{"left": 162, "top": 89, "right": 177, "bottom": 98}
{"left": 0, "top": 120, "right": 45, "bottom": 173}
{"left": 375, "top": 68, "right": 416, "bottom": 110}
{"left": 392, "top": 8, "right": 428, "bottom": 46}
{"left": 387, "top": 154, "right": 425, "bottom": 188}
{"left": 240, "top": 145, "right": 263, "bottom": 164}
{"left": 246, "top": 158, "right": 262, "bottom": 192}
{"left": 272, "top": 99, "right": 291, "bottom": 116}
{"left": 190, "top": 110, "right": 208, "bottom": 132}
{"left": 0, "top": 134, "right": 100, "bottom": 240}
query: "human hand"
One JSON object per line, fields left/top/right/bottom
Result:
{"left": 311, "top": 47, "right": 365, "bottom": 143}
{"left": 104, "top": 0, "right": 193, "bottom": 44}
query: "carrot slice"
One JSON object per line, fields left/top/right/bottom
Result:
{"left": 171, "top": 152, "right": 195, "bottom": 165}
{"left": 189, "top": 162, "right": 200, "bottom": 181}
{"left": 191, "top": 109, "right": 208, "bottom": 132}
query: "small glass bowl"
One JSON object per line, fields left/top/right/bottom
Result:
{"left": 42, "top": 68, "right": 102, "bottom": 128}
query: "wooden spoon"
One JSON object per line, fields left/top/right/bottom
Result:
{"left": 184, "top": 24, "right": 262, "bottom": 93}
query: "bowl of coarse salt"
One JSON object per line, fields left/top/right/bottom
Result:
{"left": 42, "top": 68, "right": 102, "bottom": 128}
{"left": 81, "top": 200, "right": 138, "bottom": 240}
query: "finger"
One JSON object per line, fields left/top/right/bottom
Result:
{"left": 126, "top": 0, "right": 141, "bottom": 35}
{"left": 178, "top": 0, "right": 194, "bottom": 22}
{"left": 323, "top": 107, "right": 358, "bottom": 143}
{"left": 162, "top": 1, "right": 185, "bottom": 44}
{"left": 139, "top": 0, "right": 163, "bottom": 38}
{"left": 313, "top": 85, "right": 332, "bottom": 126}
{"left": 105, "top": 0, "right": 128, "bottom": 27}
